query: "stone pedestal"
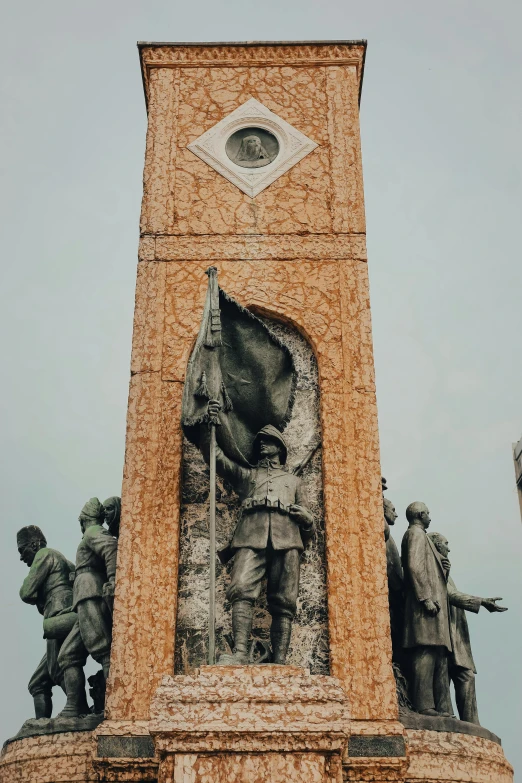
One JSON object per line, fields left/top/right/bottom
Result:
{"left": 150, "top": 665, "right": 350, "bottom": 783}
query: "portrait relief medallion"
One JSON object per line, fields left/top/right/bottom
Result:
{"left": 225, "top": 127, "right": 280, "bottom": 169}
{"left": 187, "top": 98, "right": 318, "bottom": 197}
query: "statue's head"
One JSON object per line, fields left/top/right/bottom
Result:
{"left": 103, "top": 496, "right": 121, "bottom": 538}
{"left": 253, "top": 425, "right": 288, "bottom": 465}
{"left": 405, "top": 501, "right": 431, "bottom": 529}
{"left": 78, "top": 497, "right": 105, "bottom": 533}
{"left": 383, "top": 498, "right": 397, "bottom": 525}
{"left": 428, "top": 532, "right": 450, "bottom": 558}
{"left": 17, "top": 526, "right": 47, "bottom": 566}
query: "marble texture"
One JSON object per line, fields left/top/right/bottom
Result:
{"left": 404, "top": 729, "right": 513, "bottom": 783}
{"left": 107, "top": 41, "right": 397, "bottom": 727}
{"left": 151, "top": 665, "right": 349, "bottom": 782}
{"left": 174, "top": 316, "right": 329, "bottom": 674}
{"left": 0, "top": 731, "right": 97, "bottom": 783}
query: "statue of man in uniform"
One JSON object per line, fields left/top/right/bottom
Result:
{"left": 57, "top": 498, "right": 118, "bottom": 717}
{"left": 202, "top": 400, "right": 314, "bottom": 665}
{"left": 17, "top": 526, "right": 77, "bottom": 720}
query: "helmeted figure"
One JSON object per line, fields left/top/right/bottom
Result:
{"left": 17, "top": 526, "right": 76, "bottom": 719}
{"left": 57, "top": 497, "right": 118, "bottom": 717}
{"left": 202, "top": 411, "right": 314, "bottom": 665}
{"left": 401, "top": 502, "right": 452, "bottom": 716}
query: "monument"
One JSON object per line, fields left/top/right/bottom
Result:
{"left": 0, "top": 40, "right": 514, "bottom": 783}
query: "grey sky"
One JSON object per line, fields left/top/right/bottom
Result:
{"left": 1, "top": 0, "right": 521, "bottom": 775}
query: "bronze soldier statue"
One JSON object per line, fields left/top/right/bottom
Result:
{"left": 428, "top": 532, "right": 507, "bottom": 725}
{"left": 202, "top": 400, "right": 314, "bottom": 665}
{"left": 17, "top": 526, "right": 78, "bottom": 719}
{"left": 57, "top": 498, "right": 118, "bottom": 717}
{"left": 401, "top": 502, "right": 452, "bottom": 717}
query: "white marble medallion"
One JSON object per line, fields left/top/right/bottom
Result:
{"left": 187, "top": 98, "right": 318, "bottom": 198}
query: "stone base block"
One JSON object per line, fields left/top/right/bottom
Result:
{"left": 405, "top": 728, "right": 513, "bottom": 783}
{"left": 0, "top": 730, "right": 97, "bottom": 783}
{"left": 150, "top": 665, "right": 350, "bottom": 782}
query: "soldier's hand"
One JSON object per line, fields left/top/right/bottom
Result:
{"left": 102, "top": 581, "right": 115, "bottom": 600}
{"left": 423, "top": 599, "right": 440, "bottom": 616}
{"left": 207, "top": 399, "right": 221, "bottom": 424}
{"left": 482, "top": 597, "right": 508, "bottom": 613}
{"left": 289, "top": 504, "right": 313, "bottom": 528}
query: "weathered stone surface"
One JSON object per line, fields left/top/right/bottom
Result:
{"left": 405, "top": 729, "right": 513, "bottom": 783}
{"left": 152, "top": 233, "right": 368, "bottom": 262}
{"left": 0, "top": 731, "right": 97, "bottom": 783}
{"left": 151, "top": 665, "right": 349, "bottom": 740}
{"left": 106, "top": 376, "right": 182, "bottom": 721}
{"left": 151, "top": 665, "right": 350, "bottom": 779}
{"left": 107, "top": 41, "right": 396, "bottom": 732}
{"left": 175, "top": 315, "right": 329, "bottom": 673}
{"left": 139, "top": 43, "right": 366, "bottom": 238}
{"left": 130, "top": 261, "right": 166, "bottom": 374}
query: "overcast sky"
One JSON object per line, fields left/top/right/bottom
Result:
{"left": 1, "top": 0, "right": 521, "bottom": 776}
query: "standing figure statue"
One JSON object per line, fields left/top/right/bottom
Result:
{"left": 202, "top": 400, "right": 314, "bottom": 665}
{"left": 401, "top": 502, "right": 452, "bottom": 716}
{"left": 428, "top": 532, "right": 507, "bottom": 725}
{"left": 57, "top": 498, "right": 118, "bottom": 717}
{"left": 383, "top": 496, "right": 404, "bottom": 664}
{"left": 17, "top": 526, "right": 77, "bottom": 719}
{"left": 101, "top": 496, "right": 121, "bottom": 615}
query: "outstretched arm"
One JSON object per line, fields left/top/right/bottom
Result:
{"left": 447, "top": 580, "right": 481, "bottom": 614}
{"left": 448, "top": 579, "right": 507, "bottom": 614}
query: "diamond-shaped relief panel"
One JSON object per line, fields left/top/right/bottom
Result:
{"left": 187, "top": 98, "right": 318, "bottom": 198}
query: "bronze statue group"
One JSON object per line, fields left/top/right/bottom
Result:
{"left": 383, "top": 479, "right": 507, "bottom": 725}
{"left": 17, "top": 496, "right": 120, "bottom": 724}
{"left": 14, "top": 447, "right": 507, "bottom": 731}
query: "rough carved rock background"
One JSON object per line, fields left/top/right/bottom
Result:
{"left": 174, "top": 317, "right": 329, "bottom": 674}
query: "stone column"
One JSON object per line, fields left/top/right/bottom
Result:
{"left": 102, "top": 40, "right": 404, "bottom": 779}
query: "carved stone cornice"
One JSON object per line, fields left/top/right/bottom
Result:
{"left": 138, "top": 233, "right": 368, "bottom": 263}
{"left": 138, "top": 41, "right": 367, "bottom": 109}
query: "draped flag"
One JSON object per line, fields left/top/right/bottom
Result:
{"left": 181, "top": 267, "right": 297, "bottom": 465}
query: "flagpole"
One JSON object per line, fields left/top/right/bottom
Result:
{"left": 208, "top": 421, "right": 217, "bottom": 665}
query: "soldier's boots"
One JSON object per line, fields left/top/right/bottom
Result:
{"left": 56, "top": 666, "right": 90, "bottom": 719}
{"left": 33, "top": 692, "right": 52, "bottom": 720}
{"left": 218, "top": 600, "right": 252, "bottom": 665}
{"left": 271, "top": 615, "right": 292, "bottom": 665}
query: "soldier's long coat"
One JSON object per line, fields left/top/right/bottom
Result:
{"left": 401, "top": 523, "right": 452, "bottom": 652}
